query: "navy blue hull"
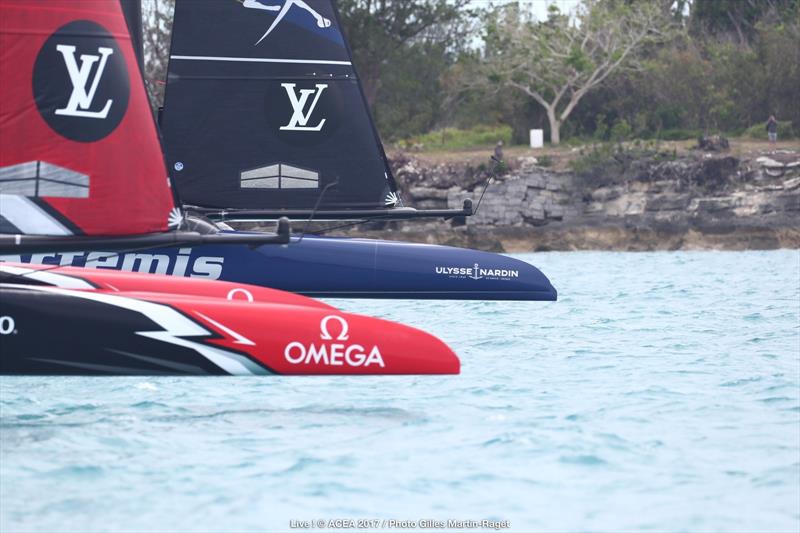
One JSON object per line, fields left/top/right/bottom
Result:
{"left": 2, "top": 235, "right": 556, "bottom": 301}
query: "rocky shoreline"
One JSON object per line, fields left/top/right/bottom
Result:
{"left": 237, "top": 146, "right": 800, "bottom": 251}
{"left": 331, "top": 148, "right": 800, "bottom": 252}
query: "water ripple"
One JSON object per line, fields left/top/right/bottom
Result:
{"left": 1, "top": 250, "right": 799, "bottom": 533}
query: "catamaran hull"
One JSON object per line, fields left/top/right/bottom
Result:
{"left": 3, "top": 235, "right": 557, "bottom": 301}
{"left": 0, "top": 267, "right": 460, "bottom": 376}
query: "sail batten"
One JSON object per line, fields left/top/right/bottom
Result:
{"left": 171, "top": 54, "right": 353, "bottom": 66}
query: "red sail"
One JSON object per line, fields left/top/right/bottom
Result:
{"left": 0, "top": 0, "right": 175, "bottom": 236}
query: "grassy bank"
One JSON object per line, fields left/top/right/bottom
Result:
{"left": 390, "top": 135, "right": 800, "bottom": 173}
{"left": 395, "top": 125, "right": 512, "bottom": 152}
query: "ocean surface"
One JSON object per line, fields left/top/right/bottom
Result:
{"left": 1, "top": 250, "right": 798, "bottom": 533}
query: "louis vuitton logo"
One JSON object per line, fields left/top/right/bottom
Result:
{"left": 54, "top": 44, "right": 114, "bottom": 119}
{"left": 280, "top": 83, "right": 327, "bottom": 132}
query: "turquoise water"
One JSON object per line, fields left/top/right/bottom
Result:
{"left": 1, "top": 250, "right": 799, "bottom": 533}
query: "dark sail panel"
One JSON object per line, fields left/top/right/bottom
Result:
{"left": 161, "top": 0, "right": 398, "bottom": 212}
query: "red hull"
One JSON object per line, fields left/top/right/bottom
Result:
{"left": 1, "top": 264, "right": 460, "bottom": 375}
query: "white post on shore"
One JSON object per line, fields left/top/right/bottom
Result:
{"left": 530, "top": 129, "right": 544, "bottom": 149}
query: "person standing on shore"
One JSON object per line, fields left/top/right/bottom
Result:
{"left": 766, "top": 115, "right": 778, "bottom": 145}
{"left": 494, "top": 140, "right": 504, "bottom": 163}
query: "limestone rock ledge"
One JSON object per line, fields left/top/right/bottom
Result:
{"left": 350, "top": 152, "right": 800, "bottom": 251}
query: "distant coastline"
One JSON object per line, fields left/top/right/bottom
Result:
{"left": 245, "top": 139, "right": 800, "bottom": 252}
{"left": 341, "top": 224, "right": 800, "bottom": 253}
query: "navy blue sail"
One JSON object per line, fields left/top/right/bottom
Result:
{"left": 161, "top": 0, "right": 400, "bottom": 214}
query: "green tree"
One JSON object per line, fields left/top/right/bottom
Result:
{"left": 142, "top": 0, "right": 174, "bottom": 109}
{"left": 336, "top": 0, "right": 473, "bottom": 107}
{"left": 479, "top": 0, "right": 672, "bottom": 145}
{"left": 757, "top": 19, "right": 800, "bottom": 127}
{"left": 689, "top": 0, "right": 799, "bottom": 45}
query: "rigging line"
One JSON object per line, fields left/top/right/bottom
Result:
{"left": 310, "top": 198, "right": 482, "bottom": 236}
{"left": 296, "top": 179, "right": 340, "bottom": 244}
{"left": 309, "top": 208, "right": 437, "bottom": 235}
{"left": 310, "top": 206, "right": 459, "bottom": 235}
{"left": 311, "top": 218, "right": 372, "bottom": 236}
{"left": 473, "top": 155, "right": 501, "bottom": 217}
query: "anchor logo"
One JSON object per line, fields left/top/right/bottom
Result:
{"left": 470, "top": 262, "right": 483, "bottom": 280}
